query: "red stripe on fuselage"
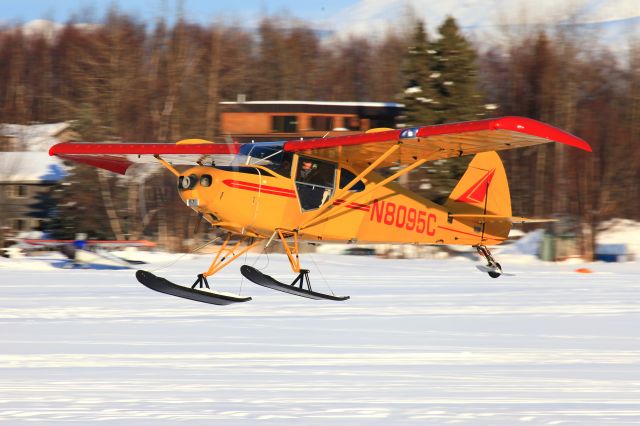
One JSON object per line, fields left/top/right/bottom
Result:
{"left": 222, "top": 179, "right": 296, "bottom": 198}
{"left": 333, "top": 199, "right": 370, "bottom": 212}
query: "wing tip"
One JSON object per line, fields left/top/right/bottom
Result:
{"left": 495, "top": 116, "right": 592, "bottom": 152}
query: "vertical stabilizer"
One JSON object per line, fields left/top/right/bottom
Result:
{"left": 444, "top": 151, "right": 512, "bottom": 242}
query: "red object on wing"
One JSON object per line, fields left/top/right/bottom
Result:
{"left": 49, "top": 142, "right": 241, "bottom": 174}
{"left": 416, "top": 116, "right": 592, "bottom": 151}
{"left": 55, "top": 154, "right": 134, "bottom": 174}
{"left": 283, "top": 116, "right": 592, "bottom": 152}
{"left": 284, "top": 129, "right": 402, "bottom": 152}
{"left": 50, "top": 142, "right": 240, "bottom": 156}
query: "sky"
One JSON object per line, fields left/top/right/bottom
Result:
{"left": 1, "top": 0, "right": 356, "bottom": 26}
{"left": 1, "top": 0, "right": 639, "bottom": 42}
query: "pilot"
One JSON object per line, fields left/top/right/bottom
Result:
{"left": 298, "top": 159, "right": 319, "bottom": 182}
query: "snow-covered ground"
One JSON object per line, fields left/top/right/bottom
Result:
{"left": 1, "top": 252, "right": 640, "bottom": 425}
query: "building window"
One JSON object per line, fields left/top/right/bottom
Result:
{"left": 7, "top": 185, "right": 28, "bottom": 198}
{"left": 272, "top": 116, "right": 298, "bottom": 133}
{"left": 346, "top": 116, "right": 360, "bottom": 130}
{"left": 11, "top": 218, "right": 28, "bottom": 231}
{"left": 369, "top": 118, "right": 395, "bottom": 128}
{"left": 310, "top": 116, "right": 334, "bottom": 131}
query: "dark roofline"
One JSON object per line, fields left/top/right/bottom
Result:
{"left": 220, "top": 101, "right": 404, "bottom": 117}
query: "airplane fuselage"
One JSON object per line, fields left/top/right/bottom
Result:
{"left": 177, "top": 153, "right": 509, "bottom": 246}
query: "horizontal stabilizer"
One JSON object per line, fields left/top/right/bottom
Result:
{"left": 449, "top": 214, "right": 556, "bottom": 224}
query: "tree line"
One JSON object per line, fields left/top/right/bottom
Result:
{"left": 0, "top": 9, "right": 637, "bottom": 257}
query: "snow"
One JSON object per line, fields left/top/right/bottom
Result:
{"left": 20, "top": 19, "right": 62, "bottom": 40}
{"left": 0, "top": 152, "right": 66, "bottom": 183}
{"left": 0, "top": 122, "right": 71, "bottom": 152}
{"left": 598, "top": 218, "right": 640, "bottom": 258}
{"left": 1, "top": 252, "right": 640, "bottom": 424}
{"left": 326, "top": 0, "right": 639, "bottom": 56}
{"left": 18, "top": 20, "right": 101, "bottom": 41}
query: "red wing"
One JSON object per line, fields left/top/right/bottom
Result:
{"left": 283, "top": 116, "right": 591, "bottom": 169}
{"left": 49, "top": 142, "right": 240, "bottom": 174}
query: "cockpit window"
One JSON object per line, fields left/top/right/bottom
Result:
{"left": 234, "top": 143, "right": 293, "bottom": 177}
{"left": 339, "top": 169, "right": 365, "bottom": 191}
{"left": 295, "top": 157, "right": 336, "bottom": 211}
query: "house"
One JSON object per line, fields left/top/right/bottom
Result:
{"left": 0, "top": 152, "right": 66, "bottom": 237}
{"left": 219, "top": 100, "right": 404, "bottom": 142}
{"left": 0, "top": 122, "right": 76, "bottom": 238}
{"left": 0, "top": 122, "right": 78, "bottom": 151}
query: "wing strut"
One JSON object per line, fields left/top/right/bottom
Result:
{"left": 154, "top": 155, "right": 180, "bottom": 176}
{"left": 300, "top": 143, "right": 401, "bottom": 228}
{"left": 299, "top": 156, "right": 429, "bottom": 231}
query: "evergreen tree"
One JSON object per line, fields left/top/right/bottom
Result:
{"left": 400, "top": 17, "right": 487, "bottom": 203}
{"left": 431, "top": 16, "right": 486, "bottom": 123}
{"left": 45, "top": 165, "right": 115, "bottom": 240}
{"left": 401, "top": 20, "right": 438, "bottom": 125}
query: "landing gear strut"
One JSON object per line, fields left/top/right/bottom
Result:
{"left": 191, "top": 274, "right": 211, "bottom": 289}
{"left": 241, "top": 229, "right": 349, "bottom": 301}
{"left": 475, "top": 245, "right": 503, "bottom": 278}
{"left": 135, "top": 234, "right": 260, "bottom": 305}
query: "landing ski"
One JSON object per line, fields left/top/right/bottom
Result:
{"left": 475, "top": 265, "right": 515, "bottom": 277}
{"left": 136, "top": 270, "right": 251, "bottom": 305}
{"left": 240, "top": 265, "right": 349, "bottom": 301}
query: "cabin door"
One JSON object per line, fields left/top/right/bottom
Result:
{"left": 294, "top": 156, "right": 336, "bottom": 211}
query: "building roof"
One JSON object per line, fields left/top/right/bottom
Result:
{"left": 0, "top": 152, "right": 67, "bottom": 184}
{"left": 220, "top": 100, "right": 404, "bottom": 116}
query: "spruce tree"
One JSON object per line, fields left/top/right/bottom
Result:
{"left": 401, "top": 20, "right": 438, "bottom": 126}
{"left": 400, "top": 16, "right": 487, "bottom": 203}
{"left": 431, "top": 16, "right": 486, "bottom": 123}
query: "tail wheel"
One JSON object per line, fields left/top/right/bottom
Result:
{"left": 488, "top": 262, "right": 502, "bottom": 278}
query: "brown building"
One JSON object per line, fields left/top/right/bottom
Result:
{"left": 219, "top": 100, "right": 404, "bottom": 142}
{"left": 0, "top": 122, "right": 76, "bottom": 243}
{"left": 0, "top": 152, "right": 66, "bottom": 236}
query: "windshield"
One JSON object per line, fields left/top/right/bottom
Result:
{"left": 233, "top": 142, "right": 293, "bottom": 177}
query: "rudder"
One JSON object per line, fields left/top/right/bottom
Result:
{"left": 444, "top": 151, "right": 511, "bottom": 243}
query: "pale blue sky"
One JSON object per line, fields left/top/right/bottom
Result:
{"left": 2, "top": 0, "right": 637, "bottom": 43}
{"left": 1, "top": 0, "right": 356, "bottom": 25}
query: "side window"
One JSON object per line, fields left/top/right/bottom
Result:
{"left": 264, "top": 150, "right": 293, "bottom": 177}
{"left": 295, "top": 157, "right": 335, "bottom": 211}
{"left": 239, "top": 144, "right": 292, "bottom": 177}
{"left": 339, "top": 169, "right": 365, "bottom": 192}
{"left": 296, "top": 157, "right": 335, "bottom": 187}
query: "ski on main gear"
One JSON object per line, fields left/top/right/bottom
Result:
{"left": 136, "top": 270, "right": 251, "bottom": 305}
{"left": 241, "top": 265, "right": 349, "bottom": 301}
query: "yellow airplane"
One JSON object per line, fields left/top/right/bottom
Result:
{"left": 50, "top": 116, "right": 591, "bottom": 305}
